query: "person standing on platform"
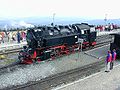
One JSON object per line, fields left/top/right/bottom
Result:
{"left": 110, "top": 49, "right": 117, "bottom": 70}
{"left": 17, "top": 31, "right": 21, "bottom": 43}
{"left": 12, "top": 33, "right": 16, "bottom": 41}
{"left": 0, "top": 34, "right": 2, "bottom": 44}
{"left": 105, "top": 50, "right": 112, "bottom": 72}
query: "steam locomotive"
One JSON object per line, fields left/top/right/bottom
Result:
{"left": 18, "top": 23, "right": 97, "bottom": 64}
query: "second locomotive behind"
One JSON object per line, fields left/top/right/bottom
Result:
{"left": 18, "top": 23, "right": 97, "bottom": 64}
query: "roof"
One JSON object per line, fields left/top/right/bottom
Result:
{"left": 75, "top": 23, "right": 90, "bottom": 30}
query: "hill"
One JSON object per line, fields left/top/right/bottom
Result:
{"left": 0, "top": 17, "right": 120, "bottom": 29}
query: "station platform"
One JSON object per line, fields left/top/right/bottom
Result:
{"left": 97, "top": 29, "right": 120, "bottom": 36}
{"left": 53, "top": 62, "right": 120, "bottom": 90}
{"left": 0, "top": 41, "right": 27, "bottom": 52}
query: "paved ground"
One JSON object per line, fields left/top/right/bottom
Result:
{"left": 85, "top": 44, "right": 110, "bottom": 59}
{"left": 53, "top": 62, "right": 120, "bottom": 90}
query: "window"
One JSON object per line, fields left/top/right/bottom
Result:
{"left": 48, "top": 30, "right": 53, "bottom": 35}
{"left": 81, "top": 30, "right": 84, "bottom": 34}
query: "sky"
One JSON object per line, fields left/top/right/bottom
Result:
{"left": 0, "top": 0, "right": 120, "bottom": 20}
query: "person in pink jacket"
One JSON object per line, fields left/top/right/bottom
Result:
{"left": 110, "top": 49, "right": 117, "bottom": 70}
{"left": 105, "top": 50, "right": 112, "bottom": 72}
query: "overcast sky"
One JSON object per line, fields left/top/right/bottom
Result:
{"left": 0, "top": 0, "right": 119, "bottom": 19}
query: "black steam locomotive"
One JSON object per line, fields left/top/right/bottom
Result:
{"left": 110, "top": 34, "right": 120, "bottom": 58}
{"left": 18, "top": 23, "right": 97, "bottom": 64}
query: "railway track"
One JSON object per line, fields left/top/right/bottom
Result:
{"left": 0, "top": 48, "right": 22, "bottom": 55}
{"left": 4, "top": 60, "right": 104, "bottom": 90}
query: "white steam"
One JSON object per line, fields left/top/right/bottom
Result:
{"left": 10, "top": 20, "right": 34, "bottom": 28}
{"left": 19, "top": 21, "right": 34, "bottom": 28}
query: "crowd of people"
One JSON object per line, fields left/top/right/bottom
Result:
{"left": 0, "top": 30, "right": 26, "bottom": 44}
{"left": 95, "top": 23, "right": 119, "bottom": 32}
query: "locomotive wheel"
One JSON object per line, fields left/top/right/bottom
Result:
{"left": 50, "top": 54, "right": 55, "bottom": 60}
{"left": 18, "top": 56, "right": 24, "bottom": 63}
{"left": 36, "top": 57, "right": 41, "bottom": 62}
{"left": 56, "top": 49, "right": 60, "bottom": 55}
{"left": 89, "top": 45, "right": 94, "bottom": 49}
